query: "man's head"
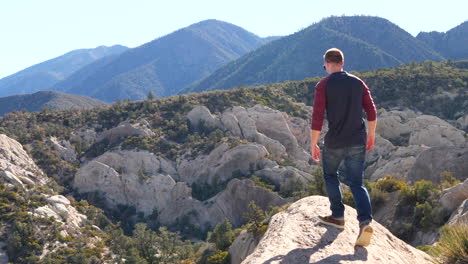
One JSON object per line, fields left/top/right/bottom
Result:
{"left": 323, "top": 48, "right": 344, "bottom": 74}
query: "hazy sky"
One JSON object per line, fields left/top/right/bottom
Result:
{"left": 1, "top": 0, "right": 467, "bottom": 79}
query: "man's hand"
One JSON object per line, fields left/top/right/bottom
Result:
{"left": 366, "top": 135, "right": 375, "bottom": 151}
{"left": 311, "top": 144, "right": 321, "bottom": 163}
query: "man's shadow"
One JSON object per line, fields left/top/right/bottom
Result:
{"left": 261, "top": 224, "right": 368, "bottom": 264}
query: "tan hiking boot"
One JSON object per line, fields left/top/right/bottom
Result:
{"left": 355, "top": 224, "right": 373, "bottom": 247}
{"left": 318, "top": 215, "right": 345, "bottom": 229}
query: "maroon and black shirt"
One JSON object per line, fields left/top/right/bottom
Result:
{"left": 311, "top": 71, "right": 377, "bottom": 149}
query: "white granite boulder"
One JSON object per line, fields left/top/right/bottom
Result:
{"left": 241, "top": 196, "right": 434, "bottom": 264}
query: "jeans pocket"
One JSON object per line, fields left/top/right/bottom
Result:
{"left": 347, "top": 145, "right": 366, "bottom": 161}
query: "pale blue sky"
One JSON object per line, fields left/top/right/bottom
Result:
{"left": 1, "top": 0, "right": 467, "bottom": 79}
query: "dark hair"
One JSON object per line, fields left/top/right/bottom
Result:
{"left": 323, "top": 48, "right": 344, "bottom": 64}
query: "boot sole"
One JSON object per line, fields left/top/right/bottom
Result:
{"left": 317, "top": 217, "right": 345, "bottom": 229}
{"left": 355, "top": 226, "right": 373, "bottom": 247}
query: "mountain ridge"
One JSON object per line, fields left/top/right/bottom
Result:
{"left": 0, "top": 90, "right": 107, "bottom": 116}
{"left": 54, "top": 19, "right": 271, "bottom": 102}
{"left": 0, "top": 45, "right": 128, "bottom": 97}
{"left": 182, "top": 16, "right": 447, "bottom": 94}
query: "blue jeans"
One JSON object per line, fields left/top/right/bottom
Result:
{"left": 322, "top": 144, "right": 372, "bottom": 224}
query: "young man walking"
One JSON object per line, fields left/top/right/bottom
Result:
{"left": 310, "top": 48, "right": 377, "bottom": 247}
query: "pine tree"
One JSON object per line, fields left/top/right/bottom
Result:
{"left": 147, "top": 91, "right": 154, "bottom": 100}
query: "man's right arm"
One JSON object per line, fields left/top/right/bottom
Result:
{"left": 310, "top": 80, "right": 326, "bottom": 162}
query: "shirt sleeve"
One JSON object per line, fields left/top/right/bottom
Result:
{"left": 311, "top": 80, "right": 327, "bottom": 130}
{"left": 360, "top": 80, "right": 377, "bottom": 121}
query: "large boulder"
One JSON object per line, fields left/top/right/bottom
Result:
{"left": 74, "top": 150, "right": 181, "bottom": 215}
{"left": 206, "top": 178, "right": 289, "bottom": 227}
{"left": 229, "top": 230, "right": 258, "bottom": 264}
{"left": 456, "top": 114, "right": 468, "bottom": 131}
{"left": 0, "top": 170, "right": 25, "bottom": 189}
{"left": 0, "top": 134, "right": 45, "bottom": 183}
{"left": 439, "top": 179, "right": 468, "bottom": 211}
{"left": 447, "top": 199, "right": 468, "bottom": 226}
{"left": 157, "top": 178, "right": 289, "bottom": 233}
{"left": 97, "top": 119, "right": 155, "bottom": 143}
{"left": 241, "top": 196, "right": 433, "bottom": 264}
{"left": 408, "top": 146, "right": 468, "bottom": 183}
{"left": 50, "top": 136, "right": 77, "bottom": 162}
{"left": 407, "top": 115, "right": 466, "bottom": 147}
{"left": 376, "top": 112, "right": 412, "bottom": 141}
{"left": 187, "top": 106, "right": 222, "bottom": 129}
{"left": 176, "top": 143, "right": 269, "bottom": 185}
{"left": 0, "top": 241, "right": 7, "bottom": 264}
{"left": 366, "top": 134, "right": 396, "bottom": 165}
{"left": 255, "top": 166, "right": 315, "bottom": 187}
{"left": 221, "top": 105, "right": 310, "bottom": 161}
{"left": 365, "top": 145, "right": 429, "bottom": 181}
{"left": 33, "top": 195, "right": 87, "bottom": 229}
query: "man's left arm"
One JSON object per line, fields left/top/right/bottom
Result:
{"left": 361, "top": 80, "right": 377, "bottom": 151}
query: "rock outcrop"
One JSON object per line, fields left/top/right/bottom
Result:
{"left": 255, "top": 165, "right": 315, "bottom": 187}
{"left": 439, "top": 179, "right": 468, "bottom": 211}
{"left": 50, "top": 136, "right": 77, "bottom": 162}
{"left": 456, "top": 114, "right": 468, "bottom": 131}
{"left": 0, "top": 134, "right": 46, "bottom": 184}
{"left": 408, "top": 146, "right": 468, "bottom": 183}
{"left": 156, "top": 178, "right": 289, "bottom": 232}
{"left": 74, "top": 146, "right": 289, "bottom": 231}
{"left": 448, "top": 199, "right": 468, "bottom": 226}
{"left": 376, "top": 111, "right": 466, "bottom": 148}
{"left": 407, "top": 115, "right": 466, "bottom": 147}
{"left": 176, "top": 143, "right": 269, "bottom": 185}
{"left": 74, "top": 150, "right": 180, "bottom": 215}
{"left": 187, "top": 105, "right": 222, "bottom": 129}
{"left": 241, "top": 196, "right": 434, "bottom": 264}
{"left": 33, "top": 195, "right": 87, "bottom": 230}
{"left": 365, "top": 145, "right": 429, "bottom": 181}
{"left": 229, "top": 230, "right": 258, "bottom": 264}
{"left": 0, "top": 134, "right": 89, "bottom": 261}
{"left": 0, "top": 241, "right": 7, "bottom": 264}
{"left": 97, "top": 119, "right": 155, "bottom": 143}
{"left": 188, "top": 105, "right": 311, "bottom": 161}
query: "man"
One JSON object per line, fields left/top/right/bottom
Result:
{"left": 310, "top": 48, "right": 377, "bottom": 247}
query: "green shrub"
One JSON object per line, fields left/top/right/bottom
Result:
{"left": 374, "top": 175, "right": 409, "bottom": 192}
{"left": 207, "top": 250, "right": 229, "bottom": 264}
{"left": 439, "top": 171, "right": 460, "bottom": 190}
{"left": 429, "top": 223, "right": 468, "bottom": 264}
{"left": 342, "top": 188, "right": 355, "bottom": 207}
{"left": 251, "top": 176, "right": 276, "bottom": 192}
{"left": 207, "top": 218, "right": 235, "bottom": 251}
{"left": 414, "top": 202, "right": 433, "bottom": 231}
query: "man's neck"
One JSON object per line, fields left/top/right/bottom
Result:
{"left": 329, "top": 68, "right": 344, "bottom": 74}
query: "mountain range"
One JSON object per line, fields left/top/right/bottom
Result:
{"left": 1, "top": 16, "right": 467, "bottom": 103}
{"left": 0, "top": 45, "right": 127, "bottom": 97}
{"left": 0, "top": 90, "right": 106, "bottom": 116}
{"left": 417, "top": 20, "right": 468, "bottom": 60}
{"left": 52, "top": 19, "right": 272, "bottom": 102}
{"left": 182, "top": 16, "right": 446, "bottom": 93}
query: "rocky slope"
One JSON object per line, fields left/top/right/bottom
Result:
{"left": 240, "top": 196, "right": 434, "bottom": 264}
{"left": 69, "top": 103, "right": 467, "bottom": 246}
{"left": 0, "top": 134, "right": 98, "bottom": 263}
